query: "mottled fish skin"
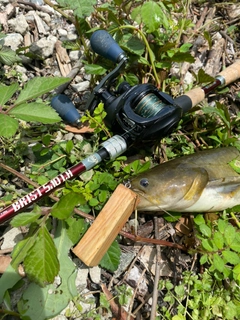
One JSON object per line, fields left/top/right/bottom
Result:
{"left": 130, "top": 147, "right": 240, "bottom": 212}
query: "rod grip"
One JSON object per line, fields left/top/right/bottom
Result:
{"left": 218, "top": 60, "right": 240, "bottom": 86}
{"left": 182, "top": 87, "right": 205, "bottom": 109}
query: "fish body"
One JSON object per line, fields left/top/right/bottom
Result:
{"left": 130, "top": 147, "right": 240, "bottom": 212}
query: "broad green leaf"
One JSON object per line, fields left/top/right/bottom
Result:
{"left": 230, "top": 242, "right": 240, "bottom": 253}
{"left": 51, "top": 192, "right": 85, "bottom": 220}
{"left": 15, "top": 77, "right": 70, "bottom": 105}
{"left": 11, "top": 224, "right": 40, "bottom": 270}
{"left": 0, "top": 46, "right": 21, "bottom": 65}
{"left": 0, "top": 264, "right": 21, "bottom": 304}
{"left": 66, "top": 216, "right": 88, "bottom": 244}
{"left": 229, "top": 159, "right": 240, "bottom": 174}
{"left": 218, "top": 219, "right": 228, "bottom": 233}
{"left": 0, "top": 114, "right": 19, "bottom": 137}
{"left": 179, "top": 43, "right": 192, "bottom": 53}
{"left": 233, "top": 263, "right": 240, "bottom": 281}
{"left": 119, "top": 33, "right": 145, "bottom": 56}
{"left": 222, "top": 250, "right": 240, "bottom": 265}
{"left": 84, "top": 63, "right": 107, "bottom": 75}
{"left": 200, "top": 254, "right": 208, "bottom": 265}
{"left": 163, "top": 212, "right": 182, "bottom": 222}
{"left": 56, "top": 0, "right": 97, "bottom": 18}
{"left": 24, "top": 225, "right": 59, "bottom": 287}
{"left": 11, "top": 211, "right": 41, "bottom": 227}
{"left": 141, "top": 1, "right": 167, "bottom": 33}
{"left": 202, "top": 239, "right": 214, "bottom": 252}
{"left": 172, "top": 315, "right": 186, "bottom": 320}
{"left": 19, "top": 222, "right": 78, "bottom": 320}
{"left": 199, "top": 223, "right": 212, "bottom": 237}
{"left": 10, "top": 102, "right": 61, "bottom": 123}
{"left": 171, "top": 51, "right": 195, "bottom": 63}
{"left": 213, "top": 253, "right": 225, "bottom": 272}
{"left": 213, "top": 231, "right": 224, "bottom": 249}
{"left": 100, "top": 240, "right": 121, "bottom": 272}
{"left": 197, "top": 68, "right": 215, "bottom": 83}
{"left": 194, "top": 214, "right": 205, "bottom": 225}
{"left": 224, "top": 224, "right": 236, "bottom": 246}
{"left": 0, "top": 83, "right": 19, "bottom": 106}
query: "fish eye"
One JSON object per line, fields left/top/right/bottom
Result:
{"left": 140, "top": 178, "right": 149, "bottom": 188}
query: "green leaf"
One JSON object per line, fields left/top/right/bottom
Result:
{"left": 199, "top": 223, "right": 212, "bottom": 237}
{"left": 0, "top": 264, "right": 21, "bottom": 304}
{"left": 224, "top": 224, "right": 236, "bottom": 246}
{"left": 141, "top": 1, "right": 165, "bottom": 33}
{"left": 15, "top": 77, "right": 70, "bottom": 106}
{"left": 120, "top": 33, "right": 145, "bottom": 56}
{"left": 84, "top": 63, "right": 107, "bottom": 75}
{"left": 19, "top": 221, "right": 78, "bottom": 320}
{"left": 100, "top": 240, "right": 121, "bottom": 272}
{"left": 218, "top": 219, "right": 228, "bottom": 233}
{"left": 163, "top": 212, "right": 182, "bottom": 222}
{"left": 233, "top": 263, "right": 240, "bottom": 281}
{"left": 51, "top": 192, "right": 85, "bottom": 220}
{"left": 202, "top": 239, "right": 214, "bottom": 252}
{"left": 24, "top": 225, "right": 59, "bottom": 287}
{"left": 10, "top": 102, "right": 61, "bottom": 123}
{"left": 213, "top": 253, "right": 225, "bottom": 272}
{"left": 194, "top": 214, "right": 205, "bottom": 225}
{"left": 200, "top": 254, "right": 208, "bottom": 265}
{"left": 66, "top": 216, "right": 88, "bottom": 244}
{"left": 56, "top": 0, "right": 97, "bottom": 18}
{"left": 229, "top": 159, "right": 240, "bottom": 174}
{"left": 0, "top": 83, "right": 19, "bottom": 105}
{"left": 230, "top": 242, "right": 240, "bottom": 253}
{"left": 213, "top": 231, "right": 224, "bottom": 249}
{"left": 197, "top": 68, "right": 215, "bottom": 83}
{"left": 11, "top": 224, "right": 40, "bottom": 270}
{"left": 0, "top": 46, "right": 21, "bottom": 65}
{"left": 0, "top": 114, "right": 19, "bottom": 137}
{"left": 10, "top": 211, "right": 41, "bottom": 227}
{"left": 222, "top": 250, "right": 240, "bottom": 265}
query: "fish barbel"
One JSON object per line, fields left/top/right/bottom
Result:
{"left": 130, "top": 147, "right": 240, "bottom": 212}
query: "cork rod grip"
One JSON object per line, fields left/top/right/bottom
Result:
{"left": 218, "top": 60, "right": 240, "bottom": 86}
{"left": 183, "top": 87, "right": 206, "bottom": 108}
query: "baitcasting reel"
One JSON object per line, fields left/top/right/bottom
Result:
{"left": 85, "top": 30, "right": 183, "bottom": 142}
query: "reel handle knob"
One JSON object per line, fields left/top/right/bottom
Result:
{"left": 51, "top": 94, "right": 81, "bottom": 127}
{"left": 90, "top": 30, "right": 126, "bottom": 63}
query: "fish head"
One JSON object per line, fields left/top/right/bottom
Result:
{"left": 129, "top": 164, "right": 209, "bottom": 212}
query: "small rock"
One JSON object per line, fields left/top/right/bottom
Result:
{"left": 3, "top": 33, "right": 23, "bottom": 51}
{"left": 30, "top": 35, "right": 57, "bottom": 58}
{"left": 8, "top": 14, "right": 29, "bottom": 35}
{"left": 125, "top": 265, "right": 148, "bottom": 296}
{"left": 71, "top": 81, "right": 90, "bottom": 93}
{"left": 69, "top": 50, "right": 81, "bottom": 61}
{"left": 67, "top": 33, "right": 78, "bottom": 41}
{"left": 1, "top": 227, "right": 23, "bottom": 250}
{"left": 63, "top": 132, "right": 74, "bottom": 140}
{"left": 15, "top": 65, "right": 28, "bottom": 82}
{"left": 58, "top": 28, "right": 68, "bottom": 37}
{"left": 89, "top": 266, "right": 101, "bottom": 284}
{"left": 74, "top": 134, "right": 84, "bottom": 142}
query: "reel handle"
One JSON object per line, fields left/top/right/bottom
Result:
{"left": 51, "top": 94, "right": 81, "bottom": 127}
{"left": 90, "top": 30, "right": 126, "bottom": 63}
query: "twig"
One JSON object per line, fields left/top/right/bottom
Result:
{"left": 16, "top": 0, "right": 53, "bottom": 14}
{"left": 150, "top": 217, "right": 161, "bottom": 320}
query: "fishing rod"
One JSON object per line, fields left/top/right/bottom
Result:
{"left": 1, "top": 30, "right": 240, "bottom": 224}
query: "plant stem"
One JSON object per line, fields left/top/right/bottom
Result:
{"left": 229, "top": 211, "right": 240, "bottom": 229}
